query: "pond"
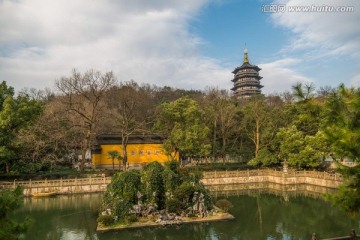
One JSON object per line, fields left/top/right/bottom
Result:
{"left": 12, "top": 185, "right": 360, "bottom": 240}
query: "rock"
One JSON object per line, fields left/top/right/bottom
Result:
{"left": 168, "top": 213, "right": 176, "bottom": 220}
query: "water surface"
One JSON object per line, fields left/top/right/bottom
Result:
{"left": 13, "top": 186, "right": 360, "bottom": 240}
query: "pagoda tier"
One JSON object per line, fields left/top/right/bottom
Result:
{"left": 231, "top": 49, "right": 263, "bottom": 99}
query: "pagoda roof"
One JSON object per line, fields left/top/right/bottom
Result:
{"left": 232, "top": 62, "right": 261, "bottom": 74}
{"left": 231, "top": 84, "right": 264, "bottom": 91}
{"left": 233, "top": 81, "right": 263, "bottom": 88}
{"left": 231, "top": 75, "right": 263, "bottom": 82}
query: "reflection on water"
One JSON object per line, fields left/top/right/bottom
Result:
{"left": 12, "top": 185, "right": 360, "bottom": 240}
{"left": 22, "top": 193, "right": 101, "bottom": 211}
{"left": 209, "top": 182, "right": 338, "bottom": 200}
{"left": 13, "top": 194, "right": 101, "bottom": 240}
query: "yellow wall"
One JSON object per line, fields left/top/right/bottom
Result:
{"left": 92, "top": 143, "right": 176, "bottom": 167}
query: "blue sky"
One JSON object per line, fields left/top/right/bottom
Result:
{"left": 190, "top": 0, "right": 286, "bottom": 63}
{"left": 0, "top": 0, "right": 359, "bottom": 94}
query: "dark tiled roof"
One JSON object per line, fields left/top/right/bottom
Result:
{"left": 94, "top": 133, "right": 164, "bottom": 145}
{"left": 232, "top": 63, "right": 261, "bottom": 74}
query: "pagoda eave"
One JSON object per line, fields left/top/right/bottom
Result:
{"left": 233, "top": 75, "right": 263, "bottom": 81}
{"left": 232, "top": 64, "right": 261, "bottom": 74}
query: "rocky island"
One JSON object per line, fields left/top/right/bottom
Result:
{"left": 96, "top": 161, "right": 234, "bottom": 232}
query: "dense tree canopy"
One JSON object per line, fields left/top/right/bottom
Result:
{"left": 0, "top": 72, "right": 359, "bottom": 178}
{"left": 322, "top": 85, "right": 360, "bottom": 213}
{"left": 55, "top": 69, "right": 116, "bottom": 171}
{"left": 154, "top": 96, "right": 211, "bottom": 161}
{"left": 0, "top": 81, "right": 43, "bottom": 173}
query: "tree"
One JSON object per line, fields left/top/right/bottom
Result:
{"left": 292, "top": 82, "right": 315, "bottom": 102}
{"left": 102, "top": 170, "right": 142, "bottom": 220}
{"left": 56, "top": 69, "right": 116, "bottom": 171}
{"left": 163, "top": 160, "right": 181, "bottom": 193}
{"left": 247, "top": 148, "right": 279, "bottom": 167}
{"left": 284, "top": 100, "right": 323, "bottom": 136}
{"left": 107, "top": 150, "right": 120, "bottom": 170}
{"left": 276, "top": 126, "right": 328, "bottom": 168}
{"left": 203, "top": 88, "right": 239, "bottom": 159}
{"left": 323, "top": 85, "right": 360, "bottom": 159}
{"left": 0, "top": 82, "right": 43, "bottom": 173}
{"left": 141, "top": 161, "right": 166, "bottom": 209}
{"left": 286, "top": 82, "right": 323, "bottom": 136}
{"left": 241, "top": 97, "right": 285, "bottom": 160}
{"left": 14, "top": 96, "right": 82, "bottom": 173}
{"left": 323, "top": 85, "right": 360, "bottom": 213}
{"left": 0, "top": 187, "right": 31, "bottom": 240}
{"left": 105, "top": 81, "right": 152, "bottom": 170}
{"left": 154, "top": 96, "right": 211, "bottom": 163}
{"left": 0, "top": 81, "right": 14, "bottom": 107}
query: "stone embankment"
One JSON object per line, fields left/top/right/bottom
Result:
{"left": 0, "top": 169, "right": 343, "bottom": 196}
{"left": 201, "top": 169, "right": 343, "bottom": 189}
{"left": 0, "top": 176, "right": 112, "bottom": 196}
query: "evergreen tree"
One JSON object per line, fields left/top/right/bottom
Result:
{"left": 0, "top": 187, "right": 31, "bottom": 240}
{"left": 323, "top": 85, "right": 360, "bottom": 214}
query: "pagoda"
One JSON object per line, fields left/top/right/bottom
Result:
{"left": 231, "top": 49, "right": 263, "bottom": 99}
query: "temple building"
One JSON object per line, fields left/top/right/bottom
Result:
{"left": 231, "top": 49, "right": 263, "bottom": 99}
{"left": 91, "top": 133, "right": 178, "bottom": 169}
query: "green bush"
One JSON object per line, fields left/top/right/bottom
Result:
{"left": 165, "top": 160, "right": 180, "bottom": 174}
{"left": 97, "top": 215, "right": 114, "bottom": 226}
{"left": 215, "top": 199, "right": 233, "bottom": 212}
{"left": 162, "top": 169, "right": 180, "bottom": 193}
{"left": 166, "top": 198, "right": 184, "bottom": 214}
{"left": 179, "top": 168, "right": 203, "bottom": 184}
{"left": 106, "top": 170, "right": 141, "bottom": 206}
{"left": 173, "top": 182, "right": 194, "bottom": 206}
{"left": 141, "top": 161, "right": 166, "bottom": 209}
{"left": 126, "top": 214, "right": 138, "bottom": 223}
{"left": 112, "top": 198, "right": 132, "bottom": 220}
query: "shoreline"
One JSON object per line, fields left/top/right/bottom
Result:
{"left": 96, "top": 211, "right": 235, "bottom": 233}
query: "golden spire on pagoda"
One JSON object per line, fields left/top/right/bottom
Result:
{"left": 243, "top": 48, "right": 249, "bottom": 63}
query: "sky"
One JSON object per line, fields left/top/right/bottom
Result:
{"left": 0, "top": 0, "right": 359, "bottom": 94}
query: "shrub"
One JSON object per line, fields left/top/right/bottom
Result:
{"left": 126, "top": 214, "right": 138, "bottom": 223}
{"left": 173, "top": 182, "right": 194, "bottom": 206}
{"left": 97, "top": 215, "right": 114, "bottom": 226}
{"left": 141, "top": 161, "right": 166, "bottom": 209}
{"left": 162, "top": 169, "right": 181, "bottom": 193}
{"left": 165, "top": 159, "right": 180, "bottom": 174}
{"left": 112, "top": 198, "right": 132, "bottom": 220}
{"left": 105, "top": 170, "right": 141, "bottom": 206}
{"left": 166, "top": 198, "right": 184, "bottom": 214}
{"left": 215, "top": 199, "right": 233, "bottom": 212}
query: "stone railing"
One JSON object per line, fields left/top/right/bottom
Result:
{"left": 0, "top": 169, "right": 344, "bottom": 196}
{"left": 201, "top": 169, "right": 343, "bottom": 189}
{"left": 0, "top": 176, "right": 112, "bottom": 196}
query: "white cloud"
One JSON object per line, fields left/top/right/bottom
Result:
{"left": 0, "top": 0, "right": 231, "bottom": 91}
{"left": 259, "top": 58, "right": 313, "bottom": 94}
{"left": 350, "top": 74, "right": 360, "bottom": 87}
{"left": 271, "top": 0, "right": 360, "bottom": 58}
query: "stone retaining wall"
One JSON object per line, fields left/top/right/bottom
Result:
{"left": 0, "top": 169, "right": 343, "bottom": 196}
{"left": 201, "top": 169, "right": 343, "bottom": 189}
{"left": 0, "top": 176, "right": 112, "bottom": 196}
